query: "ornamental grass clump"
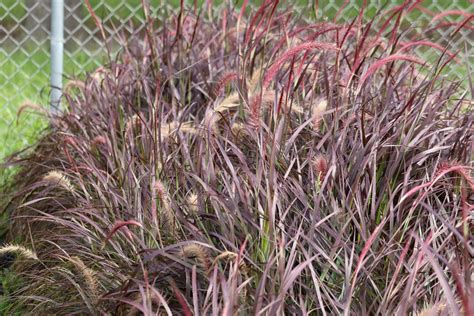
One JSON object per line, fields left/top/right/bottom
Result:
{"left": 1, "top": 1, "right": 473, "bottom": 315}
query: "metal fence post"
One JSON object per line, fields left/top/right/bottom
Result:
{"left": 50, "top": 0, "right": 64, "bottom": 113}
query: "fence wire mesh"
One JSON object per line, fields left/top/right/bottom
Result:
{"left": 0, "top": 0, "right": 473, "bottom": 158}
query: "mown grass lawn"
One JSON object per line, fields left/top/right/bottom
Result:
{"left": 0, "top": 49, "right": 48, "bottom": 160}
{"left": 0, "top": 49, "right": 110, "bottom": 172}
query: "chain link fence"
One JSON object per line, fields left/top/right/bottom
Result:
{"left": 0, "top": 0, "right": 473, "bottom": 158}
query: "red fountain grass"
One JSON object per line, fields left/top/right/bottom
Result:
{"left": 0, "top": 2, "right": 472, "bottom": 315}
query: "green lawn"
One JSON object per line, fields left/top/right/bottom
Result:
{"left": 0, "top": 48, "right": 110, "bottom": 161}
{"left": 0, "top": 0, "right": 180, "bottom": 162}
{"left": 0, "top": 49, "right": 48, "bottom": 160}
